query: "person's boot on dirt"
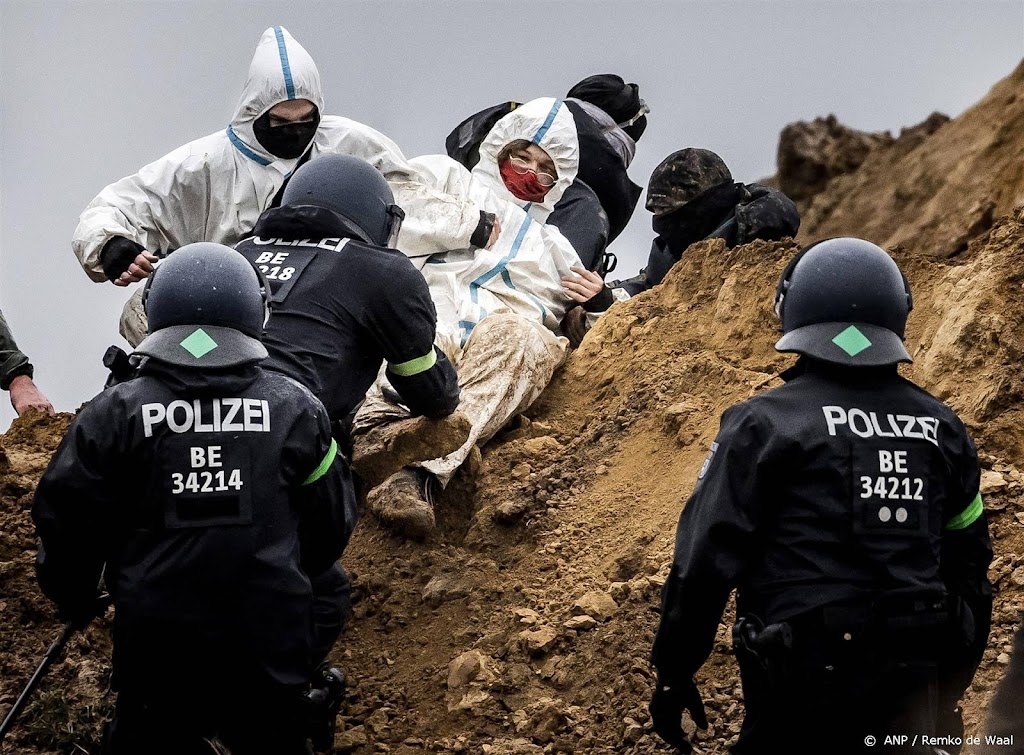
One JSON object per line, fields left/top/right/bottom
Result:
{"left": 649, "top": 238, "right": 992, "bottom": 755}
{"left": 32, "top": 243, "right": 354, "bottom": 755}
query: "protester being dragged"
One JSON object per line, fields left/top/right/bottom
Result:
{"left": 354, "top": 97, "right": 613, "bottom": 539}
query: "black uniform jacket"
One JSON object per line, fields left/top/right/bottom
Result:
{"left": 32, "top": 360, "right": 352, "bottom": 689}
{"left": 616, "top": 182, "right": 800, "bottom": 296}
{"left": 235, "top": 212, "right": 459, "bottom": 424}
{"left": 652, "top": 361, "right": 992, "bottom": 687}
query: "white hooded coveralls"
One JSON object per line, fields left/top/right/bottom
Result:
{"left": 356, "top": 98, "right": 583, "bottom": 487}
{"left": 72, "top": 26, "right": 483, "bottom": 345}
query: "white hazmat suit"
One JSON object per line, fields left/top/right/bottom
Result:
{"left": 72, "top": 26, "right": 485, "bottom": 345}
{"left": 356, "top": 98, "right": 583, "bottom": 488}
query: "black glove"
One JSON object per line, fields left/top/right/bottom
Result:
{"left": 469, "top": 211, "right": 497, "bottom": 249}
{"left": 100, "top": 236, "right": 146, "bottom": 281}
{"left": 58, "top": 592, "right": 110, "bottom": 631}
{"left": 649, "top": 678, "right": 708, "bottom": 753}
{"left": 582, "top": 284, "right": 614, "bottom": 313}
{"left": 561, "top": 306, "right": 588, "bottom": 349}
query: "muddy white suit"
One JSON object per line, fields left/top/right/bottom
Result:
{"left": 355, "top": 97, "right": 582, "bottom": 486}
{"left": 72, "top": 26, "right": 485, "bottom": 346}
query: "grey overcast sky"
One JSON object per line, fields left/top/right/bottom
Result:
{"left": 1, "top": 0, "right": 1022, "bottom": 430}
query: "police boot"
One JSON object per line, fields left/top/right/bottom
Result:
{"left": 366, "top": 468, "right": 438, "bottom": 540}
{"left": 304, "top": 665, "right": 347, "bottom": 753}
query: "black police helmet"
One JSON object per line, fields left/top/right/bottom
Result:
{"left": 774, "top": 237, "right": 913, "bottom": 367}
{"left": 281, "top": 154, "right": 405, "bottom": 247}
{"left": 135, "top": 242, "right": 269, "bottom": 368}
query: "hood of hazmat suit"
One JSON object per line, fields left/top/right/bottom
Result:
{"left": 471, "top": 98, "right": 579, "bottom": 223}
{"left": 72, "top": 27, "right": 485, "bottom": 346}
{"left": 409, "top": 98, "right": 584, "bottom": 349}
{"left": 227, "top": 26, "right": 324, "bottom": 165}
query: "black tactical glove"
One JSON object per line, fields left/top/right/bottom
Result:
{"left": 649, "top": 678, "right": 708, "bottom": 753}
{"left": 100, "top": 236, "right": 147, "bottom": 281}
{"left": 58, "top": 592, "right": 110, "bottom": 631}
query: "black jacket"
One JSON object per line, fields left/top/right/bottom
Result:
{"left": 33, "top": 359, "right": 352, "bottom": 690}
{"left": 0, "top": 308, "right": 32, "bottom": 390}
{"left": 616, "top": 182, "right": 800, "bottom": 296}
{"left": 235, "top": 209, "right": 459, "bottom": 425}
{"left": 652, "top": 361, "right": 992, "bottom": 699}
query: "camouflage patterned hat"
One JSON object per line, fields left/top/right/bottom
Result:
{"left": 646, "top": 148, "right": 733, "bottom": 216}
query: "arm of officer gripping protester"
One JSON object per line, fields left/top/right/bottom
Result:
{"left": 375, "top": 264, "right": 459, "bottom": 419}
{"left": 652, "top": 403, "right": 769, "bottom": 685}
{"left": 938, "top": 424, "right": 994, "bottom": 709}
{"left": 289, "top": 401, "right": 356, "bottom": 577}
{"left": 32, "top": 397, "right": 122, "bottom": 622}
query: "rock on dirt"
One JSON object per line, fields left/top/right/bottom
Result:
{"left": 572, "top": 591, "right": 619, "bottom": 621}
{"left": 518, "top": 627, "right": 559, "bottom": 657}
{"left": 422, "top": 574, "right": 470, "bottom": 607}
{"left": 447, "top": 650, "right": 490, "bottom": 689}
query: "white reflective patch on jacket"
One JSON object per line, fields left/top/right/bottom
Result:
{"left": 141, "top": 398, "right": 271, "bottom": 437}
{"left": 821, "top": 405, "right": 940, "bottom": 447}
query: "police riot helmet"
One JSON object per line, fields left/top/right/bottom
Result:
{"left": 774, "top": 237, "right": 913, "bottom": 367}
{"left": 135, "top": 243, "right": 269, "bottom": 368}
{"left": 281, "top": 154, "right": 405, "bottom": 247}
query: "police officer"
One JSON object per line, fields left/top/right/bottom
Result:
{"left": 649, "top": 238, "right": 993, "bottom": 755}
{"left": 33, "top": 244, "right": 352, "bottom": 754}
{"left": 235, "top": 153, "right": 459, "bottom": 431}
{"left": 234, "top": 153, "right": 462, "bottom": 651}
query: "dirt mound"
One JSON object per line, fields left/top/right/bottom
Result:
{"left": 797, "top": 60, "right": 1024, "bottom": 258}
{"left": 0, "top": 410, "right": 112, "bottom": 755}
{"left": 333, "top": 226, "right": 1024, "bottom": 754}
{"left": 776, "top": 114, "right": 896, "bottom": 203}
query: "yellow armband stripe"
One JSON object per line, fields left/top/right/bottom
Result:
{"left": 388, "top": 349, "right": 437, "bottom": 377}
{"left": 302, "top": 438, "right": 338, "bottom": 485}
{"left": 945, "top": 492, "right": 983, "bottom": 531}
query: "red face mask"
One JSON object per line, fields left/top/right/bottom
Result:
{"left": 499, "top": 160, "right": 552, "bottom": 203}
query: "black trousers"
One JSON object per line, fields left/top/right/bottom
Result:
{"left": 733, "top": 648, "right": 943, "bottom": 755}
{"left": 311, "top": 562, "right": 351, "bottom": 667}
{"left": 101, "top": 679, "right": 311, "bottom": 755}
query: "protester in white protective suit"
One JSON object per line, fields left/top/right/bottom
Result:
{"left": 353, "top": 97, "right": 615, "bottom": 539}
{"left": 72, "top": 26, "right": 497, "bottom": 346}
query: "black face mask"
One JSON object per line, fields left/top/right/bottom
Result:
{"left": 252, "top": 108, "right": 320, "bottom": 159}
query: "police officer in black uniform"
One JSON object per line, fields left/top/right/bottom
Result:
{"left": 236, "top": 153, "right": 459, "bottom": 430}
{"left": 649, "top": 238, "right": 993, "bottom": 755}
{"left": 234, "top": 153, "right": 461, "bottom": 666}
{"left": 33, "top": 244, "right": 352, "bottom": 755}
